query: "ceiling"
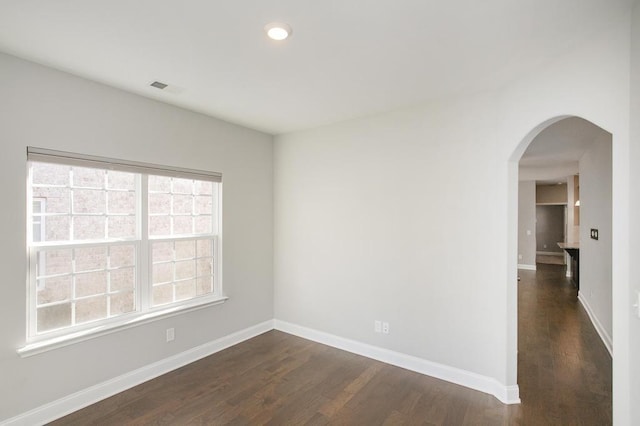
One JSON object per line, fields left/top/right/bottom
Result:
{"left": 519, "top": 117, "right": 610, "bottom": 183}
{"left": 0, "top": 0, "right": 631, "bottom": 135}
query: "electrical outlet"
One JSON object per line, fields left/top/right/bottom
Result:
{"left": 382, "top": 322, "right": 390, "bottom": 334}
{"left": 590, "top": 228, "right": 599, "bottom": 240}
{"left": 518, "top": 254, "right": 523, "bottom": 260}
{"left": 374, "top": 320, "right": 382, "bottom": 333}
{"left": 166, "top": 328, "right": 175, "bottom": 342}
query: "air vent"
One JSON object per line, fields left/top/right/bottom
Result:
{"left": 150, "top": 81, "right": 168, "bottom": 90}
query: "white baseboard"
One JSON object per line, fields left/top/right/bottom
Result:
{"left": 577, "top": 293, "right": 613, "bottom": 356}
{"left": 1, "top": 320, "right": 275, "bottom": 426}
{"left": 3, "top": 317, "right": 522, "bottom": 425}
{"left": 517, "top": 264, "right": 536, "bottom": 271}
{"left": 273, "top": 319, "right": 520, "bottom": 405}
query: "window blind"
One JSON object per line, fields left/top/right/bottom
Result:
{"left": 27, "top": 147, "right": 222, "bottom": 183}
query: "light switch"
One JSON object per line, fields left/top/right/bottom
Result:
{"left": 526, "top": 230, "right": 531, "bottom": 236}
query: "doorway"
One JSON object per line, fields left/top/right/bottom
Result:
{"left": 535, "top": 204, "right": 566, "bottom": 265}
{"left": 514, "top": 116, "right": 613, "bottom": 409}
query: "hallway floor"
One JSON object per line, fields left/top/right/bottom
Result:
{"left": 515, "top": 263, "right": 612, "bottom": 424}
{"left": 52, "top": 264, "right": 612, "bottom": 425}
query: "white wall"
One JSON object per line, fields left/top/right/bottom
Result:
{"left": 0, "top": 52, "right": 274, "bottom": 421}
{"left": 518, "top": 181, "right": 536, "bottom": 268}
{"left": 578, "top": 134, "right": 613, "bottom": 351}
{"left": 629, "top": 1, "right": 640, "bottom": 423}
{"left": 275, "top": 15, "right": 632, "bottom": 412}
{"left": 275, "top": 92, "right": 509, "bottom": 385}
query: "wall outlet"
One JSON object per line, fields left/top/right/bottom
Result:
{"left": 374, "top": 320, "right": 382, "bottom": 333}
{"left": 590, "top": 228, "right": 599, "bottom": 240}
{"left": 382, "top": 322, "right": 390, "bottom": 334}
{"left": 543, "top": 244, "right": 547, "bottom": 248}
{"left": 518, "top": 254, "right": 523, "bottom": 260}
{"left": 166, "top": 328, "right": 175, "bottom": 342}
{"left": 526, "top": 230, "right": 531, "bottom": 236}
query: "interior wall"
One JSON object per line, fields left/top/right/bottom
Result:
{"left": 0, "top": 52, "right": 274, "bottom": 421}
{"left": 536, "top": 184, "right": 568, "bottom": 204}
{"left": 629, "top": 1, "right": 640, "bottom": 422}
{"left": 518, "top": 181, "right": 537, "bottom": 267}
{"left": 275, "top": 92, "right": 509, "bottom": 384}
{"left": 578, "top": 134, "right": 613, "bottom": 347}
{"left": 535, "top": 205, "right": 565, "bottom": 254}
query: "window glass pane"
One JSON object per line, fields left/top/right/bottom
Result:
{"left": 37, "top": 303, "right": 72, "bottom": 332}
{"left": 43, "top": 216, "right": 71, "bottom": 241}
{"left": 30, "top": 162, "right": 138, "bottom": 244}
{"left": 197, "top": 258, "right": 213, "bottom": 277}
{"left": 107, "top": 216, "right": 136, "bottom": 238}
{"left": 175, "top": 260, "right": 196, "bottom": 280}
{"left": 175, "top": 279, "right": 196, "bottom": 301}
{"left": 173, "top": 195, "right": 193, "bottom": 214}
{"left": 75, "top": 246, "right": 107, "bottom": 272}
{"left": 107, "top": 171, "right": 135, "bottom": 190}
{"left": 149, "top": 216, "right": 171, "bottom": 236}
{"left": 172, "top": 178, "right": 192, "bottom": 194}
{"left": 32, "top": 187, "right": 70, "bottom": 214}
{"left": 175, "top": 240, "right": 195, "bottom": 260}
{"left": 72, "top": 167, "right": 104, "bottom": 189}
{"left": 153, "top": 263, "right": 173, "bottom": 284}
{"left": 107, "top": 191, "right": 136, "bottom": 214}
{"left": 73, "top": 189, "right": 106, "bottom": 214}
{"left": 149, "top": 175, "right": 171, "bottom": 193}
{"left": 173, "top": 216, "right": 193, "bottom": 235}
{"left": 194, "top": 180, "right": 212, "bottom": 195}
{"left": 195, "top": 196, "right": 212, "bottom": 215}
{"left": 109, "top": 245, "right": 135, "bottom": 268}
{"left": 76, "top": 296, "right": 108, "bottom": 324}
{"left": 194, "top": 216, "right": 212, "bottom": 234}
{"left": 73, "top": 216, "right": 106, "bottom": 240}
{"left": 152, "top": 242, "right": 173, "bottom": 262}
{"left": 197, "top": 239, "right": 213, "bottom": 257}
{"left": 110, "top": 268, "right": 135, "bottom": 292}
{"left": 32, "top": 163, "right": 69, "bottom": 186}
{"left": 152, "top": 284, "right": 173, "bottom": 306}
{"left": 76, "top": 271, "right": 108, "bottom": 297}
{"left": 149, "top": 193, "right": 171, "bottom": 214}
{"left": 196, "top": 276, "right": 213, "bottom": 296}
{"left": 37, "top": 275, "right": 72, "bottom": 305}
{"left": 111, "top": 291, "right": 135, "bottom": 315}
{"left": 39, "top": 249, "right": 72, "bottom": 276}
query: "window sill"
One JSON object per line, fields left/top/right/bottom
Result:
{"left": 17, "top": 296, "right": 228, "bottom": 358}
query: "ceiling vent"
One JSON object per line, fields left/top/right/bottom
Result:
{"left": 150, "top": 81, "right": 168, "bottom": 90}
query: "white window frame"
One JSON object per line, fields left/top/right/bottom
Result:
{"left": 32, "top": 198, "right": 46, "bottom": 290}
{"left": 21, "top": 147, "right": 225, "bottom": 356}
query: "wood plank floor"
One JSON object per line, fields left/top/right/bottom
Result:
{"left": 51, "top": 264, "right": 611, "bottom": 425}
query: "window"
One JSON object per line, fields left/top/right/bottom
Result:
{"left": 26, "top": 147, "right": 222, "bottom": 343}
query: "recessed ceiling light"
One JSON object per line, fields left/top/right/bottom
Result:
{"left": 264, "top": 22, "right": 292, "bottom": 41}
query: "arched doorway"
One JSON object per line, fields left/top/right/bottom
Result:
{"left": 508, "top": 116, "right": 613, "bottom": 419}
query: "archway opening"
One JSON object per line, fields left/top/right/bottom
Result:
{"left": 508, "top": 116, "right": 613, "bottom": 420}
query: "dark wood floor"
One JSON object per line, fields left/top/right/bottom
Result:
{"left": 52, "top": 264, "right": 611, "bottom": 425}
